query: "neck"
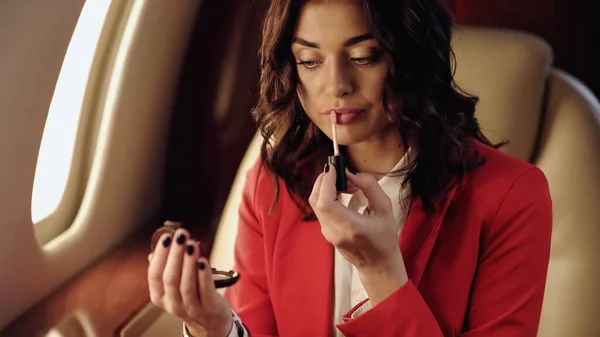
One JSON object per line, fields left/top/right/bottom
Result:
{"left": 344, "top": 124, "right": 405, "bottom": 179}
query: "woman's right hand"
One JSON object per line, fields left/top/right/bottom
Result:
{"left": 148, "top": 228, "right": 233, "bottom": 337}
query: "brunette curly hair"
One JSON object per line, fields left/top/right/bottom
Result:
{"left": 252, "top": 0, "right": 505, "bottom": 219}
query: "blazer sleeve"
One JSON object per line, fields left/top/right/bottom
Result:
{"left": 336, "top": 167, "right": 553, "bottom": 337}
{"left": 223, "top": 160, "right": 279, "bottom": 337}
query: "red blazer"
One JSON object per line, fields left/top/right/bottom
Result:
{"left": 224, "top": 140, "right": 553, "bottom": 337}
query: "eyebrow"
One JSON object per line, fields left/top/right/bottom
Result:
{"left": 292, "top": 33, "right": 374, "bottom": 48}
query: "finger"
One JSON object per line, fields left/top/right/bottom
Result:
{"left": 316, "top": 163, "right": 339, "bottom": 212}
{"left": 321, "top": 163, "right": 338, "bottom": 199}
{"left": 197, "top": 257, "right": 218, "bottom": 307}
{"left": 180, "top": 240, "right": 203, "bottom": 315}
{"left": 148, "top": 233, "right": 172, "bottom": 305}
{"left": 344, "top": 180, "right": 359, "bottom": 194}
{"left": 345, "top": 168, "right": 392, "bottom": 213}
{"left": 162, "top": 229, "right": 189, "bottom": 314}
{"left": 309, "top": 172, "right": 326, "bottom": 208}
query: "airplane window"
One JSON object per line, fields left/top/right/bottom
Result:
{"left": 31, "top": 0, "right": 112, "bottom": 224}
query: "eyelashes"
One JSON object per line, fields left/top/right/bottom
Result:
{"left": 296, "top": 60, "right": 320, "bottom": 70}
{"left": 296, "top": 53, "right": 382, "bottom": 71}
{"left": 350, "top": 56, "right": 377, "bottom": 66}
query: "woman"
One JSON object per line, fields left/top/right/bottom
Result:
{"left": 147, "top": 0, "right": 553, "bottom": 336}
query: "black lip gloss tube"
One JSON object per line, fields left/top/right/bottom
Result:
{"left": 328, "top": 154, "right": 347, "bottom": 191}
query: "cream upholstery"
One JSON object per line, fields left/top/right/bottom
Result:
{"left": 451, "top": 27, "right": 553, "bottom": 162}
{"left": 533, "top": 71, "right": 600, "bottom": 337}
{"left": 209, "top": 26, "right": 600, "bottom": 336}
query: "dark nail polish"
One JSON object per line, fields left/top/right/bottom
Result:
{"left": 186, "top": 244, "right": 194, "bottom": 255}
{"left": 323, "top": 163, "right": 330, "bottom": 173}
{"left": 162, "top": 236, "right": 172, "bottom": 247}
{"left": 176, "top": 233, "right": 186, "bottom": 245}
{"left": 349, "top": 167, "right": 359, "bottom": 175}
{"left": 197, "top": 261, "right": 206, "bottom": 270}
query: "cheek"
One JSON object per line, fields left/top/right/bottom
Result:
{"left": 362, "top": 67, "right": 389, "bottom": 108}
{"left": 297, "top": 78, "right": 322, "bottom": 114}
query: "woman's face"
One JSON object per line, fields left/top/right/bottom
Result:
{"left": 292, "top": 0, "right": 394, "bottom": 146}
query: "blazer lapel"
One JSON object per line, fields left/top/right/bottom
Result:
{"left": 400, "top": 184, "right": 458, "bottom": 287}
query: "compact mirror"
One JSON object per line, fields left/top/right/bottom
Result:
{"left": 150, "top": 221, "right": 240, "bottom": 289}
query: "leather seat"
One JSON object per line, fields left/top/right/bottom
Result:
{"left": 210, "top": 26, "right": 600, "bottom": 337}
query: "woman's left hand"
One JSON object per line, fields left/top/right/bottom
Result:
{"left": 309, "top": 164, "right": 409, "bottom": 304}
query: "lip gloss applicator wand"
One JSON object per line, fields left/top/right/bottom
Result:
{"left": 329, "top": 110, "right": 347, "bottom": 191}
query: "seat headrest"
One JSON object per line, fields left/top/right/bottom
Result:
{"left": 451, "top": 26, "right": 553, "bottom": 161}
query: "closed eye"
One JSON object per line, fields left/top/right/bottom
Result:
{"left": 297, "top": 60, "right": 320, "bottom": 70}
{"left": 351, "top": 56, "right": 376, "bottom": 66}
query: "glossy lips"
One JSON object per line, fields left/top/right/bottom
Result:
{"left": 322, "top": 107, "right": 363, "bottom": 125}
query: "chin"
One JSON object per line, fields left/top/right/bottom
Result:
{"left": 332, "top": 119, "right": 396, "bottom": 146}
{"left": 334, "top": 128, "right": 373, "bottom": 146}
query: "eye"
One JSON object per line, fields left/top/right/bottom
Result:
{"left": 296, "top": 60, "right": 320, "bottom": 71}
{"left": 351, "top": 56, "right": 376, "bottom": 66}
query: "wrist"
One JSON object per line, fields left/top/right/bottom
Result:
{"left": 184, "top": 322, "right": 207, "bottom": 337}
{"left": 358, "top": 252, "right": 408, "bottom": 306}
{"left": 209, "top": 313, "right": 234, "bottom": 337}
{"left": 185, "top": 313, "right": 233, "bottom": 337}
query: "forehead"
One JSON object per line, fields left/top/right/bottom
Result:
{"left": 294, "top": 0, "right": 370, "bottom": 43}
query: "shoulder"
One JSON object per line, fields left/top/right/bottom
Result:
{"left": 242, "top": 156, "right": 313, "bottom": 235}
{"left": 468, "top": 139, "right": 549, "bottom": 195}
{"left": 244, "top": 156, "right": 277, "bottom": 207}
{"left": 244, "top": 156, "right": 299, "bottom": 218}
{"left": 459, "top": 139, "right": 552, "bottom": 221}
{"left": 462, "top": 140, "right": 553, "bottom": 257}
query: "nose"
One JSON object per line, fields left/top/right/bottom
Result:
{"left": 325, "top": 60, "right": 353, "bottom": 98}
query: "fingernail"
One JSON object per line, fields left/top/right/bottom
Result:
{"left": 162, "top": 236, "right": 172, "bottom": 247}
{"left": 349, "top": 167, "right": 359, "bottom": 175}
{"left": 186, "top": 244, "right": 195, "bottom": 255}
{"left": 197, "top": 261, "right": 206, "bottom": 270}
{"left": 176, "top": 233, "right": 186, "bottom": 245}
{"left": 323, "top": 164, "right": 330, "bottom": 173}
